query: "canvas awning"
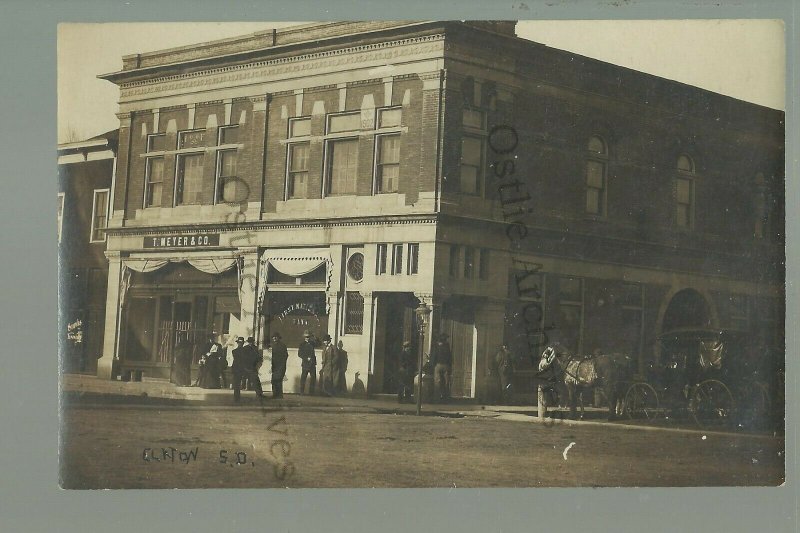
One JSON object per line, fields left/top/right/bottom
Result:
{"left": 258, "top": 248, "right": 332, "bottom": 309}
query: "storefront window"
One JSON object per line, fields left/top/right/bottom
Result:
{"left": 265, "top": 292, "right": 328, "bottom": 348}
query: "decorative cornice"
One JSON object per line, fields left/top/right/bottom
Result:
{"left": 105, "top": 214, "right": 439, "bottom": 237}
{"left": 119, "top": 34, "right": 445, "bottom": 99}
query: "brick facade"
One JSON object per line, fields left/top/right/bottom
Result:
{"left": 94, "top": 21, "right": 784, "bottom": 400}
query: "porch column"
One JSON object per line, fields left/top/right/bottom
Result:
{"left": 359, "top": 291, "right": 376, "bottom": 393}
{"left": 238, "top": 247, "right": 259, "bottom": 340}
{"left": 97, "top": 251, "right": 123, "bottom": 380}
{"left": 326, "top": 291, "right": 341, "bottom": 342}
{"left": 475, "top": 299, "right": 507, "bottom": 402}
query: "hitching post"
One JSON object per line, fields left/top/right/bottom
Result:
{"left": 537, "top": 385, "right": 546, "bottom": 420}
{"left": 415, "top": 303, "right": 431, "bottom": 416}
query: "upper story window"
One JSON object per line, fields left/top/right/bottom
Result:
{"left": 326, "top": 138, "right": 359, "bottom": 196}
{"left": 675, "top": 154, "right": 695, "bottom": 229}
{"left": 57, "top": 193, "right": 65, "bottom": 244}
{"left": 175, "top": 130, "right": 207, "bottom": 206}
{"left": 391, "top": 243, "right": 403, "bottom": 275}
{"left": 375, "top": 135, "right": 400, "bottom": 193}
{"left": 378, "top": 108, "right": 401, "bottom": 129}
{"left": 376, "top": 244, "right": 388, "bottom": 275}
{"left": 460, "top": 108, "right": 487, "bottom": 196}
{"left": 407, "top": 243, "right": 419, "bottom": 275}
{"left": 147, "top": 133, "right": 168, "bottom": 152}
{"left": 329, "top": 112, "right": 361, "bottom": 134}
{"left": 216, "top": 125, "right": 241, "bottom": 203}
{"left": 144, "top": 133, "right": 168, "bottom": 208}
{"left": 460, "top": 137, "right": 484, "bottom": 195}
{"left": 374, "top": 107, "right": 402, "bottom": 194}
{"left": 90, "top": 189, "right": 109, "bottom": 243}
{"left": 325, "top": 112, "right": 360, "bottom": 196}
{"left": 463, "top": 108, "right": 487, "bottom": 130}
{"left": 464, "top": 247, "right": 475, "bottom": 279}
{"left": 586, "top": 135, "right": 608, "bottom": 217}
{"left": 286, "top": 118, "right": 311, "bottom": 199}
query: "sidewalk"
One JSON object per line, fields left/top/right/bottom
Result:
{"left": 63, "top": 374, "right": 772, "bottom": 438}
{"left": 60, "top": 373, "right": 487, "bottom": 415}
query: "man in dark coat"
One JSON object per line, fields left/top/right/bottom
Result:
{"left": 298, "top": 330, "right": 317, "bottom": 395}
{"left": 396, "top": 340, "right": 415, "bottom": 403}
{"left": 494, "top": 343, "right": 514, "bottom": 403}
{"left": 320, "top": 334, "right": 337, "bottom": 396}
{"left": 231, "top": 336, "right": 263, "bottom": 402}
{"left": 270, "top": 333, "right": 289, "bottom": 399}
{"left": 430, "top": 333, "right": 453, "bottom": 401}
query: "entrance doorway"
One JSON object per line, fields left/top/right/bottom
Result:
{"left": 373, "top": 293, "right": 417, "bottom": 393}
{"left": 663, "top": 289, "right": 712, "bottom": 332}
{"left": 441, "top": 298, "right": 476, "bottom": 398}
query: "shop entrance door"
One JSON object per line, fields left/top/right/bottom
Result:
{"left": 373, "top": 293, "right": 417, "bottom": 394}
{"left": 441, "top": 301, "right": 476, "bottom": 398}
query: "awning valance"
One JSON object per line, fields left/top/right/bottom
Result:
{"left": 123, "top": 257, "right": 238, "bottom": 275}
{"left": 260, "top": 248, "right": 330, "bottom": 278}
{"left": 258, "top": 248, "right": 332, "bottom": 309}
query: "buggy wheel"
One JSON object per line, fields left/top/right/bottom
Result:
{"left": 690, "top": 379, "right": 734, "bottom": 429}
{"left": 624, "top": 383, "right": 660, "bottom": 420}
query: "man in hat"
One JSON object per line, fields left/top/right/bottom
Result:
{"left": 269, "top": 333, "right": 289, "bottom": 399}
{"left": 396, "top": 340, "right": 415, "bottom": 403}
{"left": 494, "top": 343, "right": 514, "bottom": 403}
{"left": 430, "top": 333, "right": 453, "bottom": 401}
{"left": 231, "top": 336, "right": 263, "bottom": 402}
{"left": 298, "top": 330, "right": 317, "bottom": 395}
{"left": 320, "top": 334, "right": 337, "bottom": 396}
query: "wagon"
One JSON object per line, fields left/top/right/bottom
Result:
{"left": 623, "top": 329, "right": 779, "bottom": 429}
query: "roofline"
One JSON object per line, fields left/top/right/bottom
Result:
{"left": 97, "top": 21, "right": 447, "bottom": 85}
{"left": 57, "top": 137, "right": 111, "bottom": 151}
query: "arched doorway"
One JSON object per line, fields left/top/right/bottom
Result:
{"left": 662, "top": 288, "right": 712, "bottom": 332}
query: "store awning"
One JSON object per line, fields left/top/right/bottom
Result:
{"left": 258, "top": 248, "right": 332, "bottom": 309}
{"left": 260, "top": 248, "right": 331, "bottom": 278}
{"left": 123, "top": 257, "right": 238, "bottom": 274}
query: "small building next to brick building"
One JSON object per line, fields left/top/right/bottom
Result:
{"left": 58, "top": 130, "right": 117, "bottom": 374}
{"left": 95, "top": 21, "right": 784, "bottom": 399}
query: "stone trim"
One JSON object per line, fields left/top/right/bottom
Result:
{"left": 118, "top": 35, "right": 445, "bottom": 98}
{"left": 104, "top": 214, "right": 438, "bottom": 237}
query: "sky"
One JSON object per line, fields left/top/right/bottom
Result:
{"left": 57, "top": 20, "right": 786, "bottom": 143}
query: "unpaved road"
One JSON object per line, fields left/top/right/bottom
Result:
{"left": 60, "top": 403, "right": 784, "bottom": 488}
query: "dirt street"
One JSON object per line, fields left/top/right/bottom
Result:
{"left": 60, "top": 402, "right": 784, "bottom": 488}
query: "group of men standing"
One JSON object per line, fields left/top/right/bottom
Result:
{"left": 393, "top": 333, "right": 454, "bottom": 403}
{"left": 297, "top": 330, "right": 348, "bottom": 396}
{"left": 173, "top": 328, "right": 514, "bottom": 404}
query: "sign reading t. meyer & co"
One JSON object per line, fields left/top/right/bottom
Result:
{"left": 144, "top": 234, "right": 220, "bottom": 249}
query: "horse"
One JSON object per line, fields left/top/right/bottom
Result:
{"left": 537, "top": 343, "right": 631, "bottom": 420}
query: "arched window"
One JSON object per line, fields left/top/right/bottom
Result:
{"left": 677, "top": 154, "right": 694, "bottom": 173}
{"left": 675, "top": 154, "right": 695, "bottom": 229}
{"left": 586, "top": 135, "right": 608, "bottom": 216}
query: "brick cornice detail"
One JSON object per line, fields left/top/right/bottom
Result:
{"left": 119, "top": 34, "right": 445, "bottom": 99}
{"left": 105, "top": 214, "right": 438, "bottom": 237}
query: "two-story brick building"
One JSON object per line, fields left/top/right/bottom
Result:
{"left": 58, "top": 130, "right": 117, "bottom": 374}
{"left": 96, "top": 21, "right": 784, "bottom": 399}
